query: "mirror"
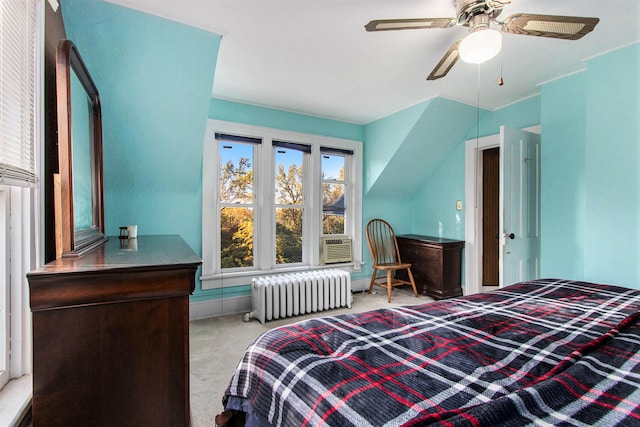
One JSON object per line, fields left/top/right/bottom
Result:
{"left": 56, "top": 40, "right": 106, "bottom": 257}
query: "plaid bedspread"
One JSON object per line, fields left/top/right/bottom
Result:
{"left": 222, "top": 279, "right": 640, "bottom": 426}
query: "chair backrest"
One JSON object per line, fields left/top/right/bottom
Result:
{"left": 366, "top": 219, "right": 402, "bottom": 266}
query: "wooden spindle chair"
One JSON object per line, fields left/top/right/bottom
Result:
{"left": 365, "top": 219, "right": 419, "bottom": 303}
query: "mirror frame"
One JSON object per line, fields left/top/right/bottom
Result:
{"left": 56, "top": 40, "right": 107, "bottom": 257}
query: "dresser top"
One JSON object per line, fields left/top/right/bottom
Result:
{"left": 397, "top": 234, "right": 465, "bottom": 245}
{"left": 28, "top": 234, "right": 201, "bottom": 276}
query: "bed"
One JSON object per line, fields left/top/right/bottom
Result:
{"left": 216, "top": 278, "right": 640, "bottom": 426}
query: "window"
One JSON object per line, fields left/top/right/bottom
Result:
{"left": 202, "top": 121, "right": 362, "bottom": 289}
{"left": 218, "top": 138, "right": 257, "bottom": 269}
{"left": 274, "top": 141, "right": 309, "bottom": 265}
{"left": 0, "top": 187, "right": 34, "bottom": 389}
{"left": 322, "top": 148, "right": 351, "bottom": 235}
{"left": 0, "top": 0, "right": 41, "bottom": 401}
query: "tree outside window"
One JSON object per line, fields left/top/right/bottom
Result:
{"left": 275, "top": 147, "right": 304, "bottom": 264}
{"left": 322, "top": 153, "right": 346, "bottom": 234}
{"left": 219, "top": 142, "right": 254, "bottom": 268}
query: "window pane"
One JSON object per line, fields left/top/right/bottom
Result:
{"left": 322, "top": 154, "right": 344, "bottom": 180}
{"left": 220, "top": 207, "right": 254, "bottom": 268}
{"left": 219, "top": 143, "right": 253, "bottom": 203}
{"left": 275, "top": 148, "right": 303, "bottom": 205}
{"left": 276, "top": 207, "right": 302, "bottom": 264}
{"left": 323, "top": 183, "right": 345, "bottom": 234}
{"left": 323, "top": 214, "right": 344, "bottom": 234}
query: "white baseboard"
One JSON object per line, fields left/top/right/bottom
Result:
{"left": 189, "top": 295, "right": 251, "bottom": 321}
{"left": 351, "top": 277, "right": 370, "bottom": 292}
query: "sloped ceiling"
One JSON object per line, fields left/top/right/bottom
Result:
{"left": 365, "top": 98, "right": 478, "bottom": 199}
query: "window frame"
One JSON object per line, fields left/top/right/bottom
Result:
{"left": 0, "top": 189, "right": 9, "bottom": 389}
{"left": 0, "top": 0, "right": 41, "bottom": 410}
{"left": 201, "top": 120, "right": 362, "bottom": 290}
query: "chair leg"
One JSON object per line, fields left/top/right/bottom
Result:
{"left": 368, "top": 269, "right": 377, "bottom": 294}
{"left": 407, "top": 268, "right": 419, "bottom": 297}
{"left": 387, "top": 270, "right": 393, "bottom": 303}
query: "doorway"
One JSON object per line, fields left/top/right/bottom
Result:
{"left": 464, "top": 134, "right": 500, "bottom": 295}
{"left": 482, "top": 147, "right": 499, "bottom": 289}
{"left": 464, "top": 125, "right": 541, "bottom": 296}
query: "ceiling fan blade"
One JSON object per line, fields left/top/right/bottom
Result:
{"left": 365, "top": 17, "right": 456, "bottom": 32}
{"left": 502, "top": 13, "right": 599, "bottom": 40}
{"left": 427, "top": 39, "right": 461, "bottom": 81}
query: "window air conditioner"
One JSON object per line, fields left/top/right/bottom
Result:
{"left": 320, "top": 236, "right": 353, "bottom": 264}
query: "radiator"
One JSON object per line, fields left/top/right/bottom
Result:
{"left": 244, "top": 269, "right": 352, "bottom": 324}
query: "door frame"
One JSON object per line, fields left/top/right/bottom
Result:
{"left": 464, "top": 125, "right": 540, "bottom": 296}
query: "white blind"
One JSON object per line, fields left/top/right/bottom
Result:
{"left": 0, "top": 0, "right": 38, "bottom": 187}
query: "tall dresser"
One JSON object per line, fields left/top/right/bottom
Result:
{"left": 27, "top": 235, "right": 201, "bottom": 427}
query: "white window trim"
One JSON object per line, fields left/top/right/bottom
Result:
{"left": 0, "top": 186, "right": 34, "bottom": 424}
{"left": 0, "top": 0, "right": 43, "bottom": 423}
{"left": 201, "top": 120, "right": 362, "bottom": 290}
{"left": 0, "top": 189, "right": 9, "bottom": 389}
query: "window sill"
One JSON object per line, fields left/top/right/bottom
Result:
{"left": 200, "top": 262, "right": 362, "bottom": 290}
{"left": 0, "top": 374, "right": 32, "bottom": 426}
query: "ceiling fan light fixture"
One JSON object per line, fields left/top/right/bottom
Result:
{"left": 459, "top": 28, "right": 502, "bottom": 64}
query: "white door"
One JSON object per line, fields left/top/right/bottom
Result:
{"left": 499, "top": 126, "right": 541, "bottom": 286}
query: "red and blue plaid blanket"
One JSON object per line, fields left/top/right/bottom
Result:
{"left": 223, "top": 279, "right": 640, "bottom": 426}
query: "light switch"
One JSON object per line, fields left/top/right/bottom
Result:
{"left": 456, "top": 200, "right": 463, "bottom": 211}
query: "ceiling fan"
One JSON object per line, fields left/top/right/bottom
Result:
{"left": 365, "top": 0, "right": 599, "bottom": 80}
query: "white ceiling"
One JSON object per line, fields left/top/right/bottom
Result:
{"left": 105, "top": 0, "right": 639, "bottom": 124}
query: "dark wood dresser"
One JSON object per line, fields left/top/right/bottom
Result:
{"left": 27, "top": 235, "right": 201, "bottom": 427}
{"left": 396, "top": 235, "right": 464, "bottom": 300}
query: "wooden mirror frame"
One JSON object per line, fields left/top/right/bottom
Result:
{"left": 56, "top": 40, "right": 107, "bottom": 257}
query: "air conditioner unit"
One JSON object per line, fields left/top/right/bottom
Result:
{"left": 320, "top": 236, "right": 353, "bottom": 264}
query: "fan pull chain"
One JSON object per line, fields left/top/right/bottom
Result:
{"left": 499, "top": 48, "right": 504, "bottom": 86}
{"left": 475, "top": 65, "right": 481, "bottom": 211}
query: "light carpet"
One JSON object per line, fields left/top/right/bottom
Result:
{"left": 189, "top": 286, "right": 434, "bottom": 427}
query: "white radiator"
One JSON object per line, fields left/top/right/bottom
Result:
{"left": 245, "top": 269, "right": 352, "bottom": 324}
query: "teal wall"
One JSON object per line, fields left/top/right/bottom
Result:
{"left": 365, "top": 98, "right": 478, "bottom": 200}
{"left": 476, "top": 95, "right": 541, "bottom": 138}
{"left": 363, "top": 101, "right": 431, "bottom": 192}
{"left": 359, "top": 100, "right": 430, "bottom": 266}
{"left": 61, "top": 0, "right": 221, "bottom": 297}
{"left": 209, "top": 98, "right": 363, "bottom": 141}
{"left": 410, "top": 142, "right": 467, "bottom": 240}
{"left": 540, "top": 43, "right": 640, "bottom": 288}
{"left": 540, "top": 73, "right": 587, "bottom": 279}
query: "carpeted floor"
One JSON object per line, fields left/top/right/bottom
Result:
{"left": 189, "top": 286, "right": 434, "bottom": 427}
